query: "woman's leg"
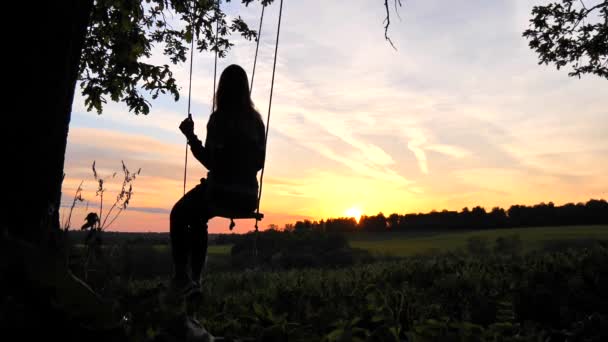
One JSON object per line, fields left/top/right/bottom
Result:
{"left": 189, "top": 220, "right": 208, "bottom": 284}
{"left": 170, "top": 195, "right": 191, "bottom": 282}
{"left": 189, "top": 181, "right": 212, "bottom": 285}
{"left": 170, "top": 182, "right": 210, "bottom": 285}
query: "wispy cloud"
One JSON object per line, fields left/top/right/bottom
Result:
{"left": 64, "top": 0, "right": 608, "bottom": 231}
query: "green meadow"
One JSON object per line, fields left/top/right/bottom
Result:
{"left": 347, "top": 225, "right": 608, "bottom": 256}
{"left": 202, "top": 225, "right": 608, "bottom": 257}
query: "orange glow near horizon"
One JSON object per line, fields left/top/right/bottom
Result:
{"left": 60, "top": 154, "right": 608, "bottom": 233}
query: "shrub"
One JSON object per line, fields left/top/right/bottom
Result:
{"left": 466, "top": 236, "right": 490, "bottom": 256}
{"left": 494, "top": 235, "right": 523, "bottom": 256}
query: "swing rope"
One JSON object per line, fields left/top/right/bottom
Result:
{"left": 212, "top": 6, "right": 219, "bottom": 108}
{"left": 250, "top": 4, "right": 265, "bottom": 94}
{"left": 255, "top": 0, "right": 284, "bottom": 231}
{"left": 224, "top": 3, "right": 266, "bottom": 233}
{"left": 183, "top": 1, "right": 221, "bottom": 195}
{"left": 183, "top": 2, "right": 197, "bottom": 195}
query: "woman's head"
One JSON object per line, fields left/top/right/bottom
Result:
{"left": 214, "top": 64, "right": 254, "bottom": 114}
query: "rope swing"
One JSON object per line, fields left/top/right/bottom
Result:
{"left": 182, "top": 0, "right": 285, "bottom": 231}
{"left": 255, "top": 0, "right": 284, "bottom": 230}
{"left": 182, "top": 2, "right": 196, "bottom": 195}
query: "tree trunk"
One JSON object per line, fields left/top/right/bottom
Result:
{"left": 6, "top": 1, "right": 93, "bottom": 246}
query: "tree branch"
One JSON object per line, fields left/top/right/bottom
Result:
{"left": 384, "top": 0, "right": 400, "bottom": 50}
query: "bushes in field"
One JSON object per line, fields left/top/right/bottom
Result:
{"left": 465, "top": 234, "right": 523, "bottom": 257}
{"left": 494, "top": 235, "right": 523, "bottom": 256}
{"left": 49, "top": 232, "right": 608, "bottom": 341}
{"left": 230, "top": 229, "right": 373, "bottom": 269}
{"left": 466, "top": 236, "right": 491, "bottom": 256}
{"left": 112, "top": 244, "right": 608, "bottom": 341}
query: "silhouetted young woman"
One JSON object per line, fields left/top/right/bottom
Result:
{"left": 171, "top": 64, "right": 265, "bottom": 293}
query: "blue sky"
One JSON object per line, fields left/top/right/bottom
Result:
{"left": 63, "top": 0, "right": 608, "bottom": 232}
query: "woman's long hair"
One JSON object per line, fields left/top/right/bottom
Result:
{"left": 212, "top": 64, "right": 264, "bottom": 145}
{"left": 214, "top": 64, "right": 257, "bottom": 116}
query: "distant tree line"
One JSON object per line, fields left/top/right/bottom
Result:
{"left": 284, "top": 199, "right": 608, "bottom": 234}
{"left": 69, "top": 199, "right": 607, "bottom": 246}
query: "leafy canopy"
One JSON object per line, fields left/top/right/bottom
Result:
{"left": 78, "top": 0, "right": 407, "bottom": 115}
{"left": 79, "top": 0, "right": 274, "bottom": 115}
{"left": 523, "top": 0, "right": 608, "bottom": 79}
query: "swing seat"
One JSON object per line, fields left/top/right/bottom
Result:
{"left": 212, "top": 207, "right": 264, "bottom": 221}
{"left": 211, "top": 205, "right": 264, "bottom": 230}
{"left": 204, "top": 177, "right": 263, "bottom": 230}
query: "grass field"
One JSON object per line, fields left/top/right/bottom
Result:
{"left": 207, "top": 244, "right": 232, "bottom": 255}
{"left": 86, "top": 225, "right": 607, "bottom": 259}
{"left": 204, "top": 225, "right": 608, "bottom": 257}
{"left": 63, "top": 226, "right": 608, "bottom": 341}
{"left": 347, "top": 225, "right": 608, "bottom": 256}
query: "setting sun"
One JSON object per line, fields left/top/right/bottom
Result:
{"left": 345, "top": 207, "right": 362, "bottom": 223}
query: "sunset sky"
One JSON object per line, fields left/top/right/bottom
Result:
{"left": 62, "top": 0, "right": 608, "bottom": 233}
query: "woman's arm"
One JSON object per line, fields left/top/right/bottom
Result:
{"left": 187, "top": 133, "right": 212, "bottom": 170}
{"left": 179, "top": 114, "right": 212, "bottom": 170}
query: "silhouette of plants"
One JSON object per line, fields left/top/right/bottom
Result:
{"left": 80, "top": 160, "right": 141, "bottom": 281}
